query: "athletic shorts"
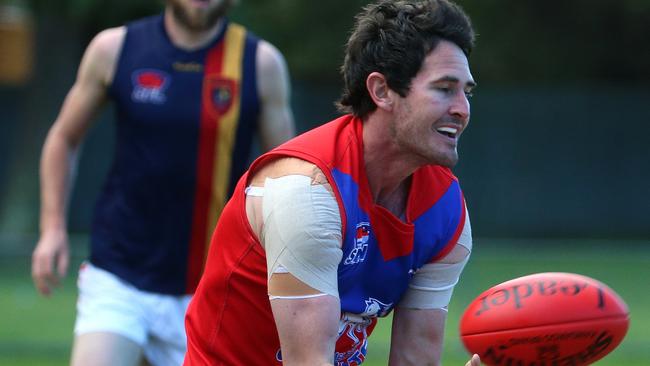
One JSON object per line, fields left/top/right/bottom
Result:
{"left": 74, "top": 262, "right": 191, "bottom": 366}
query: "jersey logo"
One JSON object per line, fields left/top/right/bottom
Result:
{"left": 285, "top": 318, "right": 372, "bottom": 366}
{"left": 361, "top": 297, "right": 393, "bottom": 317}
{"left": 335, "top": 317, "right": 372, "bottom": 366}
{"left": 131, "top": 69, "right": 169, "bottom": 104}
{"left": 344, "top": 222, "right": 370, "bottom": 265}
{"left": 204, "top": 76, "right": 237, "bottom": 117}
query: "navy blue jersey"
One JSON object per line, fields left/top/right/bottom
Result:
{"left": 90, "top": 14, "right": 261, "bottom": 294}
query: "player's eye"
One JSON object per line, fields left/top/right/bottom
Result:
{"left": 436, "top": 86, "right": 453, "bottom": 95}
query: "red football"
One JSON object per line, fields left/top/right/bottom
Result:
{"left": 459, "top": 272, "right": 629, "bottom": 365}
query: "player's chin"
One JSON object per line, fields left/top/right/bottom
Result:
{"left": 432, "top": 151, "right": 459, "bottom": 168}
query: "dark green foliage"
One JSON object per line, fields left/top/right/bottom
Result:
{"left": 20, "top": 0, "right": 650, "bottom": 83}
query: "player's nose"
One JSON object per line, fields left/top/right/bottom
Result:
{"left": 449, "top": 90, "right": 470, "bottom": 122}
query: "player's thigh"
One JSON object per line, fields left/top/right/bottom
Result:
{"left": 143, "top": 294, "right": 192, "bottom": 366}
{"left": 70, "top": 331, "right": 143, "bottom": 366}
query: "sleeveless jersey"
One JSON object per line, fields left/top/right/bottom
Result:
{"left": 90, "top": 15, "right": 261, "bottom": 295}
{"left": 184, "top": 115, "right": 466, "bottom": 365}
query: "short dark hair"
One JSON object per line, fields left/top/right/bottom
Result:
{"left": 337, "top": 0, "right": 475, "bottom": 118}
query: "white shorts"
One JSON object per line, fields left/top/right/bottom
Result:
{"left": 74, "top": 262, "right": 191, "bottom": 366}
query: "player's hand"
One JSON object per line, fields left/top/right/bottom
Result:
{"left": 465, "top": 354, "right": 481, "bottom": 366}
{"left": 32, "top": 229, "right": 70, "bottom": 296}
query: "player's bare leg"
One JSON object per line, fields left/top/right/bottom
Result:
{"left": 70, "top": 332, "right": 142, "bottom": 366}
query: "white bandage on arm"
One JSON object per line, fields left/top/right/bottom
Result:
{"left": 261, "top": 175, "right": 343, "bottom": 299}
{"left": 399, "top": 209, "right": 473, "bottom": 310}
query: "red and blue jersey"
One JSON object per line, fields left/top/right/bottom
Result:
{"left": 184, "top": 115, "right": 466, "bottom": 365}
{"left": 90, "top": 15, "right": 261, "bottom": 295}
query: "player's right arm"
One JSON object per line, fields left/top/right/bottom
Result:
{"left": 31, "top": 27, "right": 125, "bottom": 296}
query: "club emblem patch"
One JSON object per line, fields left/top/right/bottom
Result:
{"left": 131, "top": 69, "right": 169, "bottom": 104}
{"left": 344, "top": 222, "right": 371, "bottom": 265}
{"left": 361, "top": 297, "right": 393, "bottom": 317}
{"left": 204, "top": 76, "right": 237, "bottom": 117}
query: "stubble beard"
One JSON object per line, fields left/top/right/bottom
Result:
{"left": 169, "top": 0, "right": 231, "bottom": 32}
{"left": 395, "top": 105, "right": 460, "bottom": 169}
{"left": 427, "top": 123, "right": 460, "bottom": 168}
{"left": 438, "top": 148, "right": 459, "bottom": 168}
{"left": 406, "top": 125, "right": 460, "bottom": 168}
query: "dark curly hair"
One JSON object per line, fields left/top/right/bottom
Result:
{"left": 337, "top": 0, "right": 475, "bottom": 118}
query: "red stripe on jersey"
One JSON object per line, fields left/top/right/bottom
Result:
{"left": 186, "top": 41, "right": 225, "bottom": 294}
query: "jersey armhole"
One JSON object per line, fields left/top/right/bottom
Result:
{"left": 429, "top": 195, "right": 467, "bottom": 263}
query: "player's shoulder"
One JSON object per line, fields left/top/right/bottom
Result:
{"left": 255, "top": 39, "right": 287, "bottom": 74}
{"left": 81, "top": 26, "right": 126, "bottom": 85}
{"left": 248, "top": 157, "right": 322, "bottom": 186}
{"left": 87, "top": 26, "right": 126, "bottom": 61}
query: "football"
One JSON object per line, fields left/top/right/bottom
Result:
{"left": 459, "top": 272, "right": 629, "bottom": 365}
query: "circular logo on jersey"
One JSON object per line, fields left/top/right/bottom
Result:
{"left": 204, "top": 76, "right": 238, "bottom": 116}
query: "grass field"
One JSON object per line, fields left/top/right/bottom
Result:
{"left": 1, "top": 236, "right": 648, "bottom": 365}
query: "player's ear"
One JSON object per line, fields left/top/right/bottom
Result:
{"left": 366, "top": 72, "right": 394, "bottom": 111}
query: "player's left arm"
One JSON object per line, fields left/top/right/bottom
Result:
{"left": 389, "top": 210, "right": 475, "bottom": 365}
{"left": 256, "top": 40, "right": 296, "bottom": 150}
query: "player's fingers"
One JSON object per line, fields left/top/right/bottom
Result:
{"left": 56, "top": 247, "right": 69, "bottom": 279}
{"left": 31, "top": 261, "right": 52, "bottom": 296}
{"left": 31, "top": 248, "right": 56, "bottom": 296}
{"left": 32, "top": 267, "right": 52, "bottom": 296}
{"left": 464, "top": 354, "right": 480, "bottom": 366}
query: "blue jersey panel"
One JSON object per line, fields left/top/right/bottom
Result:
{"left": 332, "top": 167, "right": 463, "bottom": 318}
{"left": 333, "top": 168, "right": 410, "bottom": 316}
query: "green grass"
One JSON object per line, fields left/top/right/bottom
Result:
{"left": 0, "top": 256, "right": 77, "bottom": 366}
{"left": 1, "top": 238, "right": 648, "bottom": 365}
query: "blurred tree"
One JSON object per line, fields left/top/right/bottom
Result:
{"left": 459, "top": 0, "right": 650, "bottom": 84}
{"left": 230, "top": 0, "right": 369, "bottom": 82}
{"left": 22, "top": 0, "right": 650, "bottom": 83}
{"left": 27, "top": 0, "right": 161, "bottom": 46}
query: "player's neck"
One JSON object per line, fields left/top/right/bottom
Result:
{"left": 363, "top": 116, "right": 418, "bottom": 199}
{"left": 372, "top": 176, "right": 411, "bottom": 220}
{"left": 363, "top": 141, "right": 411, "bottom": 220}
{"left": 164, "top": 11, "right": 224, "bottom": 51}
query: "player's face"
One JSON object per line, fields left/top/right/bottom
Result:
{"left": 167, "top": 0, "right": 232, "bottom": 32}
{"left": 391, "top": 40, "right": 475, "bottom": 168}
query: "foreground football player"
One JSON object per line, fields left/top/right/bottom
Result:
{"left": 185, "top": 0, "right": 480, "bottom": 365}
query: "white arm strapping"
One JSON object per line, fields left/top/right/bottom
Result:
{"left": 261, "top": 175, "right": 342, "bottom": 298}
{"left": 399, "top": 208, "right": 473, "bottom": 309}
